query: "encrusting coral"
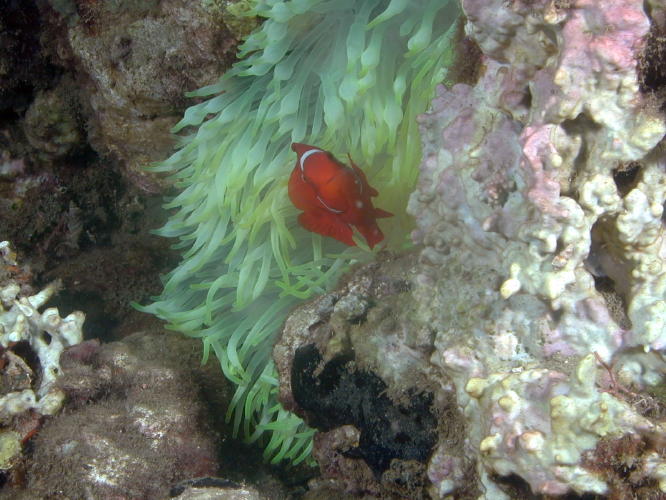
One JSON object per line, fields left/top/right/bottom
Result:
{"left": 405, "top": 0, "right": 666, "bottom": 496}
{"left": 141, "top": 0, "right": 459, "bottom": 463}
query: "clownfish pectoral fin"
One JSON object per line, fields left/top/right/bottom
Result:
{"left": 298, "top": 211, "right": 356, "bottom": 247}
{"left": 374, "top": 208, "right": 393, "bottom": 218}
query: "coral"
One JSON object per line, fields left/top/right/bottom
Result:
{"left": 0, "top": 240, "right": 84, "bottom": 483}
{"left": 465, "top": 355, "right": 659, "bottom": 495}
{"left": 399, "top": 0, "right": 666, "bottom": 496}
{"left": 0, "top": 241, "right": 84, "bottom": 418}
{"left": 142, "top": 0, "right": 460, "bottom": 463}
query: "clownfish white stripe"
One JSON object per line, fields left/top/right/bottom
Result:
{"left": 299, "top": 148, "right": 323, "bottom": 172}
{"left": 316, "top": 195, "right": 344, "bottom": 214}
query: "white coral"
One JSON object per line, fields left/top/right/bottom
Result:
{"left": 0, "top": 241, "right": 84, "bottom": 418}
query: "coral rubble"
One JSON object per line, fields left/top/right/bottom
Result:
{"left": 19, "top": 332, "right": 225, "bottom": 499}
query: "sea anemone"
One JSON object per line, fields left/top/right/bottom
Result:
{"left": 140, "top": 0, "right": 460, "bottom": 463}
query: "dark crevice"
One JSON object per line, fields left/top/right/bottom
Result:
{"left": 612, "top": 162, "right": 642, "bottom": 197}
{"left": 587, "top": 220, "right": 633, "bottom": 330}
{"left": 292, "top": 344, "right": 438, "bottom": 478}
{"left": 561, "top": 114, "right": 599, "bottom": 195}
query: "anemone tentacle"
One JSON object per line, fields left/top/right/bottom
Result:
{"left": 140, "top": 0, "right": 459, "bottom": 463}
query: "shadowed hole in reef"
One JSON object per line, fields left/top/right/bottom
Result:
{"left": 560, "top": 113, "right": 600, "bottom": 194}
{"left": 5, "top": 340, "right": 41, "bottom": 382}
{"left": 592, "top": 275, "right": 631, "bottom": 329}
{"left": 46, "top": 290, "right": 119, "bottom": 342}
{"left": 291, "top": 344, "right": 438, "bottom": 477}
{"left": 493, "top": 473, "right": 606, "bottom": 500}
{"left": 612, "top": 162, "right": 641, "bottom": 197}
{"left": 586, "top": 219, "right": 632, "bottom": 330}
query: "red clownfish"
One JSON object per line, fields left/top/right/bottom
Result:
{"left": 288, "top": 142, "right": 393, "bottom": 249}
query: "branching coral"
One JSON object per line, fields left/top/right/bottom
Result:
{"left": 141, "top": 0, "right": 459, "bottom": 463}
{"left": 0, "top": 241, "right": 84, "bottom": 419}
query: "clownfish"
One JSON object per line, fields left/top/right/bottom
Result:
{"left": 288, "top": 143, "right": 393, "bottom": 249}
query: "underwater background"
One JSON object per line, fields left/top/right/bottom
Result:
{"left": 1, "top": 0, "right": 665, "bottom": 499}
